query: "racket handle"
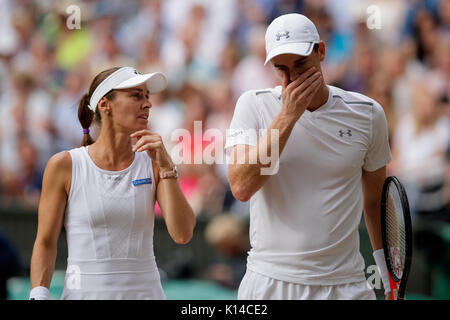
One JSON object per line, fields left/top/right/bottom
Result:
{"left": 388, "top": 273, "right": 399, "bottom": 300}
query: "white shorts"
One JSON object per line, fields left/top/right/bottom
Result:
{"left": 237, "top": 269, "right": 376, "bottom": 300}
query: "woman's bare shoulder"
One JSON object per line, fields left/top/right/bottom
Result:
{"left": 43, "top": 151, "right": 73, "bottom": 188}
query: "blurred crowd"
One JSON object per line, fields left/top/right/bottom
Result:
{"left": 0, "top": 0, "right": 449, "bottom": 225}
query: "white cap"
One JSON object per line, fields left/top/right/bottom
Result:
{"left": 89, "top": 67, "right": 167, "bottom": 112}
{"left": 264, "top": 13, "right": 320, "bottom": 65}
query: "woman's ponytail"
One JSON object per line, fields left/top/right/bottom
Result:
{"left": 77, "top": 67, "right": 121, "bottom": 147}
{"left": 78, "top": 93, "right": 95, "bottom": 146}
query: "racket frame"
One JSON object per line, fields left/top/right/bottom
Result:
{"left": 380, "top": 176, "right": 413, "bottom": 300}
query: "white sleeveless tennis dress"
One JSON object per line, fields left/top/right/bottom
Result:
{"left": 60, "top": 146, "right": 166, "bottom": 300}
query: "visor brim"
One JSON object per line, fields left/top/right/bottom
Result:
{"left": 113, "top": 72, "right": 167, "bottom": 94}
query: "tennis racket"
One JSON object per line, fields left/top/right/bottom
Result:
{"left": 380, "top": 176, "right": 413, "bottom": 300}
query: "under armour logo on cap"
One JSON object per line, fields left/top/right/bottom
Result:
{"left": 276, "top": 31, "right": 290, "bottom": 41}
{"left": 133, "top": 70, "right": 142, "bottom": 75}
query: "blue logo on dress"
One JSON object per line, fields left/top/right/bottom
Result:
{"left": 132, "top": 178, "right": 152, "bottom": 186}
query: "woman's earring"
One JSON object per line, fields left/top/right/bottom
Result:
{"left": 106, "top": 110, "right": 111, "bottom": 116}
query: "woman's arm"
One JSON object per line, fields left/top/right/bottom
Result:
{"left": 153, "top": 162, "right": 196, "bottom": 244}
{"left": 131, "top": 130, "right": 196, "bottom": 245}
{"left": 30, "top": 151, "right": 71, "bottom": 291}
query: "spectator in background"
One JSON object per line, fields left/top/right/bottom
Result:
{"left": 367, "top": 71, "right": 395, "bottom": 139}
{"left": 367, "top": 47, "right": 405, "bottom": 139}
{"left": 231, "top": 25, "right": 278, "bottom": 99}
{"left": 0, "top": 71, "right": 54, "bottom": 176}
{"left": 174, "top": 83, "right": 226, "bottom": 216}
{"left": 89, "top": 14, "right": 134, "bottom": 75}
{"left": 428, "top": 38, "right": 450, "bottom": 108}
{"left": 340, "top": 40, "right": 376, "bottom": 94}
{"left": 401, "top": 0, "right": 440, "bottom": 37}
{"left": 414, "top": 9, "right": 441, "bottom": 66}
{"left": 11, "top": 32, "right": 55, "bottom": 91}
{"left": 161, "top": 0, "right": 236, "bottom": 85}
{"left": 204, "top": 79, "right": 250, "bottom": 217}
{"left": 116, "top": 0, "right": 163, "bottom": 61}
{"left": 148, "top": 88, "right": 184, "bottom": 151}
{"left": 53, "top": 1, "right": 94, "bottom": 72}
{"left": 204, "top": 213, "right": 249, "bottom": 289}
{"left": 16, "top": 135, "right": 42, "bottom": 208}
{"left": 303, "top": 0, "right": 354, "bottom": 86}
{"left": 52, "top": 70, "right": 86, "bottom": 151}
{"left": 0, "top": 231, "right": 22, "bottom": 299}
{"left": 137, "top": 37, "right": 165, "bottom": 74}
{"left": 218, "top": 40, "right": 241, "bottom": 82}
{"left": 438, "top": 0, "right": 450, "bottom": 36}
{"left": 234, "top": 0, "right": 272, "bottom": 50}
{"left": 0, "top": 0, "right": 19, "bottom": 58}
{"left": 389, "top": 81, "right": 450, "bottom": 220}
{"left": 268, "top": 0, "right": 304, "bottom": 22}
{"left": 205, "top": 79, "right": 235, "bottom": 176}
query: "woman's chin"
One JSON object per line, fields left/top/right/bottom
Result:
{"left": 135, "top": 123, "right": 149, "bottom": 131}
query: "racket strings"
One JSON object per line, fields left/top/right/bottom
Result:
{"left": 385, "top": 186, "right": 407, "bottom": 279}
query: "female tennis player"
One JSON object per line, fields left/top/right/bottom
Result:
{"left": 29, "top": 66, "right": 196, "bottom": 299}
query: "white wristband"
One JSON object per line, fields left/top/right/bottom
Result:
{"left": 373, "top": 249, "right": 391, "bottom": 294}
{"left": 29, "top": 286, "right": 50, "bottom": 300}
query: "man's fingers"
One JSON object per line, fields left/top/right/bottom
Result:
{"left": 286, "top": 67, "right": 316, "bottom": 91}
{"left": 290, "top": 74, "right": 322, "bottom": 109}
{"left": 281, "top": 70, "right": 289, "bottom": 89}
{"left": 290, "top": 71, "right": 321, "bottom": 99}
{"left": 299, "top": 75, "right": 322, "bottom": 100}
{"left": 305, "top": 73, "right": 322, "bottom": 96}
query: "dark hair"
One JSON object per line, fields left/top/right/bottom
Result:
{"left": 78, "top": 67, "right": 120, "bottom": 146}
{"left": 313, "top": 43, "right": 319, "bottom": 53}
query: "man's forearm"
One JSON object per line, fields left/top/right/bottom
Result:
{"left": 362, "top": 167, "right": 386, "bottom": 251}
{"left": 364, "top": 205, "right": 383, "bottom": 251}
{"left": 228, "top": 113, "right": 298, "bottom": 201}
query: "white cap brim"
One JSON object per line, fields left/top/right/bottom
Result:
{"left": 113, "top": 72, "right": 167, "bottom": 93}
{"left": 264, "top": 42, "right": 316, "bottom": 65}
{"left": 88, "top": 67, "right": 168, "bottom": 111}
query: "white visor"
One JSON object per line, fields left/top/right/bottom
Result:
{"left": 88, "top": 67, "right": 168, "bottom": 111}
{"left": 264, "top": 41, "right": 317, "bottom": 65}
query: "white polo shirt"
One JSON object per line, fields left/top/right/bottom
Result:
{"left": 225, "top": 85, "right": 392, "bottom": 285}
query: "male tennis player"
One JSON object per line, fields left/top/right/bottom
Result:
{"left": 226, "top": 13, "right": 392, "bottom": 299}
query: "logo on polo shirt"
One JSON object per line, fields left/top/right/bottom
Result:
{"left": 338, "top": 129, "right": 352, "bottom": 137}
{"left": 228, "top": 129, "right": 245, "bottom": 138}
